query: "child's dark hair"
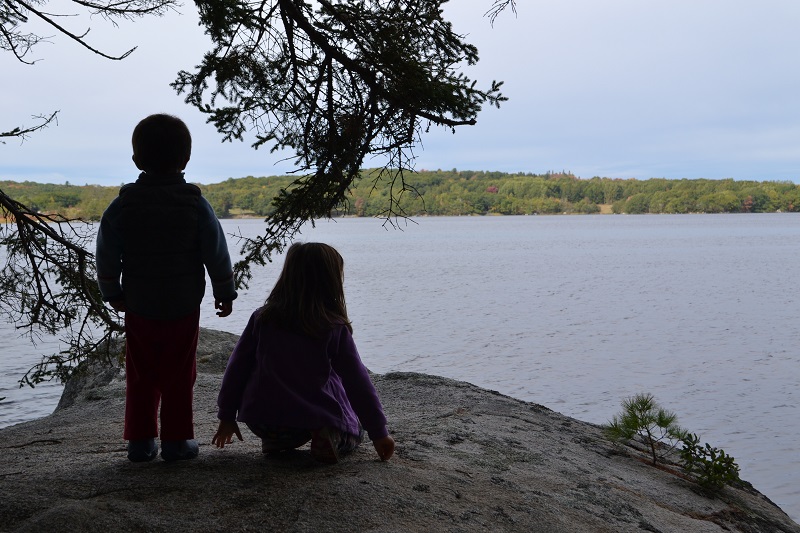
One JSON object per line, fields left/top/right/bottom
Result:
{"left": 131, "top": 114, "right": 192, "bottom": 173}
{"left": 258, "top": 242, "right": 351, "bottom": 337}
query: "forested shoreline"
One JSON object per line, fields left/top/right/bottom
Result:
{"left": 3, "top": 169, "right": 799, "bottom": 221}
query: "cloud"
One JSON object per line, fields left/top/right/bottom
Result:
{"left": 3, "top": 0, "right": 800, "bottom": 185}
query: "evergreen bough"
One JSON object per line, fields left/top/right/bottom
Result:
{"left": 606, "top": 393, "right": 741, "bottom": 493}
{"left": 606, "top": 392, "right": 686, "bottom": 465}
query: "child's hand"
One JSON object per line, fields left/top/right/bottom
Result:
{"left": 215, "top": 299, "right": 233, "bottom": 317}
{"left": 212, "top": 420, "right": 243, "bottom": 448}
{"left": 372, "top": 435, "right": 395, "bottom": 461}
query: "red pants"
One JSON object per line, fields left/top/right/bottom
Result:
{"left": 123, "top": 309, "right": 200, "bottom": 441}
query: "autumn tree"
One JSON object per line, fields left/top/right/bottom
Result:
{"left": 1, "top": 0, "right": 514, "bottom": 384}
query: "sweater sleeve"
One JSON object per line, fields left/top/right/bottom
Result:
{"left": 198, "top": 197, "right": 238, "bottom": 302}
{"left": 217, "top": 311, "right": 258, "bottom": 420}
{"left": 330, "top": 328, "right": 389, "bottom": 441}
{"left": 95, "top": 198, "right": 124, "bottom": 302}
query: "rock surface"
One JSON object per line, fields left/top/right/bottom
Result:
{"left": 1, "top": 328, "right": 798, "bottom": 533}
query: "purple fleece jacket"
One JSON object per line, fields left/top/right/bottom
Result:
{"left": 217, "top": 311, "right": 389, "bottom": 441}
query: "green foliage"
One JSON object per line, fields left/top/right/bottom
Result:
{"left": 606, "top": 393, "right": 686, "bottom": 465}
{"left": 680, "top": 433, "right": 741, "bottom": 492}
{"left": 623, "top": 193, "right": 650, "bottom": 214}
{"left": 0, "top": 181, "right": 117, "bottom": 221}
{"left": 5, "top": 172, "right": 800, "bottom": 223}
{"left": 608, "top": 394, "right": 742, "bottom": 493}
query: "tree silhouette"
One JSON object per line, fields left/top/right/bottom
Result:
{"left": 175, "top": 0, "right": 508, "bottom": 287}
{"left": 2, "top": 0, "right": 180, "bottom": 140}
{"left": 1, "top": 0, "right": 514, "bottom": 384}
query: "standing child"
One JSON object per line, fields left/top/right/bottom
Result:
{"left": 96, "top": 113, "right": 237, "bottom": 462}
{"left": 212, "top": 242, "right": 394, "bottom": 463}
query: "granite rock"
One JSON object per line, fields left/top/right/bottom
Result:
{"left": 1, "top": 329, "right": 797, "bottom": 533}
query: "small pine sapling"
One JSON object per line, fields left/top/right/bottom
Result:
{"left": 606, "top": 393, "right": 686, "bottom": 465}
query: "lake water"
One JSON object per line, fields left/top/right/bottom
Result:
{"left": 1, "top": 214, "right": 798, "bottom": 522}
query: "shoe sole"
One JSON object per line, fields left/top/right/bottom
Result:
{"left": 310, "top": 429, "right": 340, "bottom": 464}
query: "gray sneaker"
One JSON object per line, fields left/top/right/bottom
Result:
{"left": 127, "top": 438, "right": 158, "bottom": 462}
{"left": 161, "top": 439, "right": 199, "bottom": 461}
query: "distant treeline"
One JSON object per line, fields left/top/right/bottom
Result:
{"left": 3, "top": 170, "right": 800, "bottom": 220}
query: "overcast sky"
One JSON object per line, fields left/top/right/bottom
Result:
{"left": 3, "top": 1, "right": 800, "bottom": 186}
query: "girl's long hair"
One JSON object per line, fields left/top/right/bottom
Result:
{"left": 257, "top": 242, "right": 352, "bottom": 337}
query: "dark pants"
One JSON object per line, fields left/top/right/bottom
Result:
{"left": 246, "top": 424, "right": 362, "bottom": 455}
{"left": 123, "top": 308, "right": 200, "bottom": 441}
